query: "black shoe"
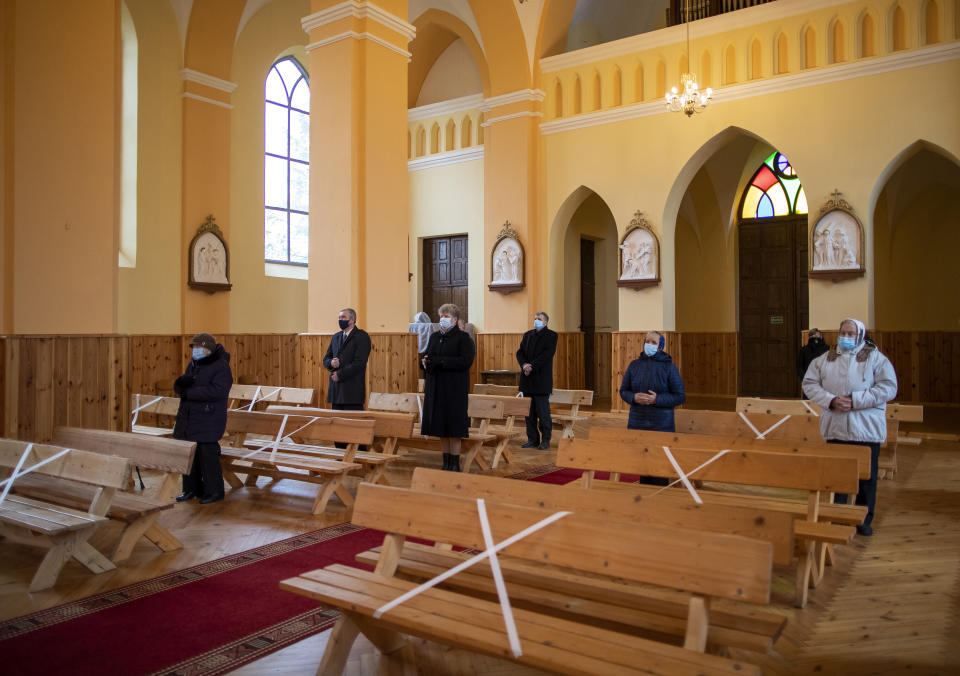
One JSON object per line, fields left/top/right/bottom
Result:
{"left": 175, "top": 491, "right": 196, "bottom": 502}
{"left": 521, "top": 441, "right": 538, "bottom": 448}
{"left": 448, "top": 456, "right": 461, "bottom": 472}
{"left": 198, "top": 494, "right": 224, "bottom": 505}
{"left": 856, "top": 524, "right": 873, "bottom": 536}
{"left": 441, "top": 452, "right": 451, "bottom": 471}
{"left": 538, "top": 441, "right": 551, "bottom": 450}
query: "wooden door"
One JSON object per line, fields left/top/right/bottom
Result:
{"left": 580, "top": 238, "right": 596, "bottom": 392}
{"left": 422, "top": 235, "right": 468, "bottom": 322}
{"left": 738, "top": 219, "right": 805, "bottom": 397}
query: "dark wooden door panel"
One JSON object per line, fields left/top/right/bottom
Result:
{"left": 423, "top": 235, "right": 468, "bottom": 323}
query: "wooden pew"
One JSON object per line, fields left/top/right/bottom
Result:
{"left": 367, "top": 393, "right": 496, "bottom": 472}
{"left": 472, "top": 385, "right": 594, "bottom": 439}
{"left": 228, "top": 383, "right": 314, "bottom": 410}
{"left": 13, "top": 428, "right": 195, "bottom": 563}
{"left": 281, "top": 482, "right": 769, "bottom": 675}
{"left": 467, "top": 394, "right": 525, "bottom": 467}
{"left": 0, "top": 439, "right": 131, "bottom": 591}
{"left": 219, "top": 412, "right": 371, "bottom": 514}
{"left": 354, "top": 467, "right": 789, "bottom": 654}
{"left": 129, "top": 393, "right": 179, "bottom": 436}
{"left": 559, "top": 436, "right": 862, "bottom": 607}
{"left": 735, "top": 396, "right": 918, "bottom": 478}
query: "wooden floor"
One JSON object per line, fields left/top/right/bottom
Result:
{"left": 2, "top": 414, "right": 959, "bottom": 675}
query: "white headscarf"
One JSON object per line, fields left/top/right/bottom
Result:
{"left": 410, "top": 312, "right": 439, "bottom": 352}
{"left": 839, "top": 317, "right": 867, "bottom": 353}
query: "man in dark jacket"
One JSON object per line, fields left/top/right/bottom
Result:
{"left": 322, "top": 308, "right": 372, "bottom": 449}
{"left": 516, "top": 311, "right": 558, "bottom": 450}
{"left": 797, "top": 328, "right": 829, "bottom": 379}
{"left": 173, "top": 333, "right": 233, "bottom": 504}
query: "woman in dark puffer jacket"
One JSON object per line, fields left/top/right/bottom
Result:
{"left": 619, "top": 331, "right": 686, "bottom": 485}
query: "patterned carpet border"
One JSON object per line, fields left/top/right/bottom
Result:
{"left": 150, "top": 608, "right": 342, "bottom": 676}
{"left": 506, "top": 463, "right": 561, "bottom": 481}
{"left": 0, "top": 521, "right": 365, "bottom": 641}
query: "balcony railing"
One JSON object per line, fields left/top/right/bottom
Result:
{"left": 667, "top": 0, "right": 776, "bottom": 26}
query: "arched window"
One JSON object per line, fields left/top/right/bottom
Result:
{"left": 740, "top": 152, "right": 808, "bottom": 219}
{"left": 264, "top": 57, "right": 309, "bottom": 265}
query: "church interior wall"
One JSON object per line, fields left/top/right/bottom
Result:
{"left": 415, "top": 38, "right": 483, "bottom": 107}
{"left": 117, "top": 0, "right": 184, "bottom": 335}
{"left": 559, "top": 191, "right": 618, "bottom": 333}
{"left": 228, "top": 0, "right": 309, "bottom": 334}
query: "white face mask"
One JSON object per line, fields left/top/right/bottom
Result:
{"left": 643, "top": 344, "right": 658, "bottom": 357}
{"left": 439, "top": 317, "right": 454, "bottom": 330}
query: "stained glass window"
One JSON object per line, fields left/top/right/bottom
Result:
{"left": 264, "top": 57, "right": 309, "bottom": 265}
{"left": 740, "top": 152, "right": 808, "bottom": 219}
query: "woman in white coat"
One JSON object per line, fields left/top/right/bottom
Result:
{"left": 802, "top": 318, "right": 898, "bottom": 535}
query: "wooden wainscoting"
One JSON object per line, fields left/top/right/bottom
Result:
{"left": 474, "top": 332, "right": 585, "bottom": 390}
{"left": 1, "top": 335, "right": 130, "bottom": 442}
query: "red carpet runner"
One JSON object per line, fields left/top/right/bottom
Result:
{"left": 0, "top": 465, "right": 629, "bottom": 675}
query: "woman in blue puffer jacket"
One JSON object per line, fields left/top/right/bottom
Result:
{"left": 619, "top": 331, "right": 686, "bottom": 485}
{"left": 619, "top": 331, "right": 686, "bottom": 432}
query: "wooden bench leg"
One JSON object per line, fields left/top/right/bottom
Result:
{"left": 490, "top": 440, "right": 509, "bottom": 468}
{"left": 562, "top": 422, "right": 575, "bottom": 439}
{"left": 221, "top": 461, "right": 245, "bottom": 489}
{"left": 111, "top": 513, "right": 161, "bottom": 563}
{"left": 316, "top": 614, "right": 361, "bottom": 676}
{"left": 350, "top": 612, "right": 408, "bottom": 655}
{"left": 795, "top": 543, "right": 814, "bottom": 608}
{"left": 29, "top": 532, "right": 83, "bottom": 592}
{"left": 334, "top": 483, "right": 356, "bottom": 508}
{"left": 72, "top": 540, "right": 117, "bottom": 575}
{"left": 683, "top": 595, "right": 710, "bottom": 652}
{"left": 312, "top": 478, "right": 342, "bottom": 515}
{"left": 143, "top": 522, "right": 183, "bottom": 553}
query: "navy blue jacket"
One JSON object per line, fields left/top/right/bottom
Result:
{"left": 173, "top": 344, "right": 233, "bottom": 443}
{"left": 619, "top": 351, "right": 686, "bottom": 432}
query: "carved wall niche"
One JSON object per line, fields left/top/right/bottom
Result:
{"left": 617, "top": 211, "right": 661, "bottom": 289}
{"left": 809, "top": 190, "right": 865, "bottom": 281}
{"left": 489, "top": 221, "right": 524, "bottom": 294}
{"left": 188, "top": 215, "right": 232, "bottom": 292}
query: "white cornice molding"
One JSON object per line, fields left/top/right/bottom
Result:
{"left": 408, "top": 146, "right": 484, "bottom": 171}
{"left": 306, "top": 31, "right": 412, "bottom": 59}
{"left": 180, "top": 68, "right": 237, "bottom": 93}
{"left": 482, "top": 111, "right": 543, "bottom": 127}
{"left": 540, "top": 0, "right": 849, "bottom": 74}
{"left": 540, "top": 42, "right": 960, "bottom": 136}
{"left": 302, "top": 0, "right": 416, "bottom": 42}
{"left": 182, "top": 92, "right": 234, "bottom": 110}
{"left": 408, "top": 94, "right": 484, "bottom": 121}
{"left": 480, "top": 89, "right": 546, "bottom": 112}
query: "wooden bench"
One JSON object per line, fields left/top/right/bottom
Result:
{"left": 467, "top": 394, "right": 529, "bottom": 467}
{"left": 355, "top": 467, "right": 788, "bottom": 654}
{"left": 472, "top": 384, "right": 594, "bottom": 439}
{"left": 219, "top": 411, "right": 371, "bottom": 514}
{"left": 12, "top": 428, "right": 196, "bottom": 563}
{"left": 0, "top": 439, "right": 132, "bottom": 591}
{"left": 281, "top": 482, "right": 769, "bottom": 675}
{"left": 559, "top": 436, "right": 862, "bottom": 607}
{"left": 129, "top": 393, "right": 179, "bottom": 436}
{"left": 367, "top": 392, "right": 496, "bottom": 472}
{"left": 228, "top": 383, "right": 314, "bottom": 410}
{"left": 736, "top": 396, "right": 919, "bottom": 478}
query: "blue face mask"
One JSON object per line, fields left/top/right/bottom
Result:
{"left": 838, "top": 337, "right": 857, "bottom": 352}
{"left": 533, "top": 319, "right": 544, "bottom": 330}
{"left": 643, "top": 344, "right": 658, "bottom": 357}
{"left": 192, "top": 347, "right": 208, "bottom": 361}
{"left": 439, "top": 317, "right": 454, "bottom": 330}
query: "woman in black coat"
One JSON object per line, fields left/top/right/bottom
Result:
{"left": 421, "top": 303, "right": 475, "bottom": 471}
{"left": 619, "top": 331, "right": 686, "bottom": 485}
{"left": 173, "top": 333, "right": 233, "bottom": 503}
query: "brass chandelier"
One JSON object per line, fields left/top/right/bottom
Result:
{"left": 665, "top": 0, "right": 712, "bottom": 117}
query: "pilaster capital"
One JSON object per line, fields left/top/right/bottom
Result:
{"left": 302, "top": 1, "right": 416, "bottom": 41}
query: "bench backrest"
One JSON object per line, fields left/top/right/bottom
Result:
{"left": 469, "top": 393, "right": 530, "bottom": 417}
{"left": 674, "top": 409, "right": 823, "bottom": 442}
{"left": 472, "top": 384, "right": 519, "bottom": 396}
{"left": 559, "top": 437, "right": 859, "bottom": 493}
{"left": 352, "top": 482, "right": 773, "bottom": 604}
{"left": 368, "top": 392, "right": 420, "bottom": 414}
{"left": 409, "top": 467, "right": 794, "bottom": 566}
{"left": 266, "top": 405, "right": 416, "bottom": 438}
{"left": 130, "top": 394, "right": 180, "bottom": 417}
{"left": 549, "top": 388, "right": 594, "bottom": 406}
{"left": 229, "top": 384, "right": 314, "bottom": 407}
{"left": 736, "top": 397, "right": 922, "bottom": 422}
{"left": 589, "top": 426, "right": 873, "bottom": 479}
{"left": 0, "top": 439, "right": 131, "bottom": 490}
{"left": 225, "top": 410, "right": 376, "bottom": 445}
{"left": 54, "top": 427, "right": 196, "bottom": 475}
{"left": 466, "top": 396, "right": 504, "bottom": 420}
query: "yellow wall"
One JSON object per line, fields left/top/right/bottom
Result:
{"left": 10, "top": 0, "right": 120, "bottom": 334}
{"left": 117, "top": 0, "right": 183, "bottom": 334}
{"left": 416, "top": 39, "right": 483, "bottom": 106}
{"left": 560, "top": 192, "right": 618, "bottom": 332}
{"left": 408, "top": 158, "right": 485, "bottom": 325}
{"left": 230, "top": 0, "right": 309, "bottom": 333}
{"left": 874, "top": 148, "right": 960, "bottom": 330}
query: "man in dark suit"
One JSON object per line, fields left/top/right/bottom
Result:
{"left": 516, "top": 311, "right": 558, "bottom": 450}
{"left": 322, "top": 308, "right": 372, "bottom": 449}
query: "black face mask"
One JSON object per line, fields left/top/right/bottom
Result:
{"left": 809, "top": 337, "right": 822, "bottom": 345}
{"left": 338, "top": 319, "right": 350, "bottom": 331}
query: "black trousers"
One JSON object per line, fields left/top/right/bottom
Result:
{"left": 332, "top": 402, "right": 367, "bottom": 451}
{"left": 525, "top": 395, "right": 552, "bottom": 445}
{"left": 829, "top": 439, "right": 881, "bottom": 528}
{"left": 182, "top": 441, "right": 223, "bottom": 498}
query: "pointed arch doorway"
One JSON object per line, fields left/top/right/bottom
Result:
{"left": 738, "top": 151, "right": 809, "bottom": 397}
